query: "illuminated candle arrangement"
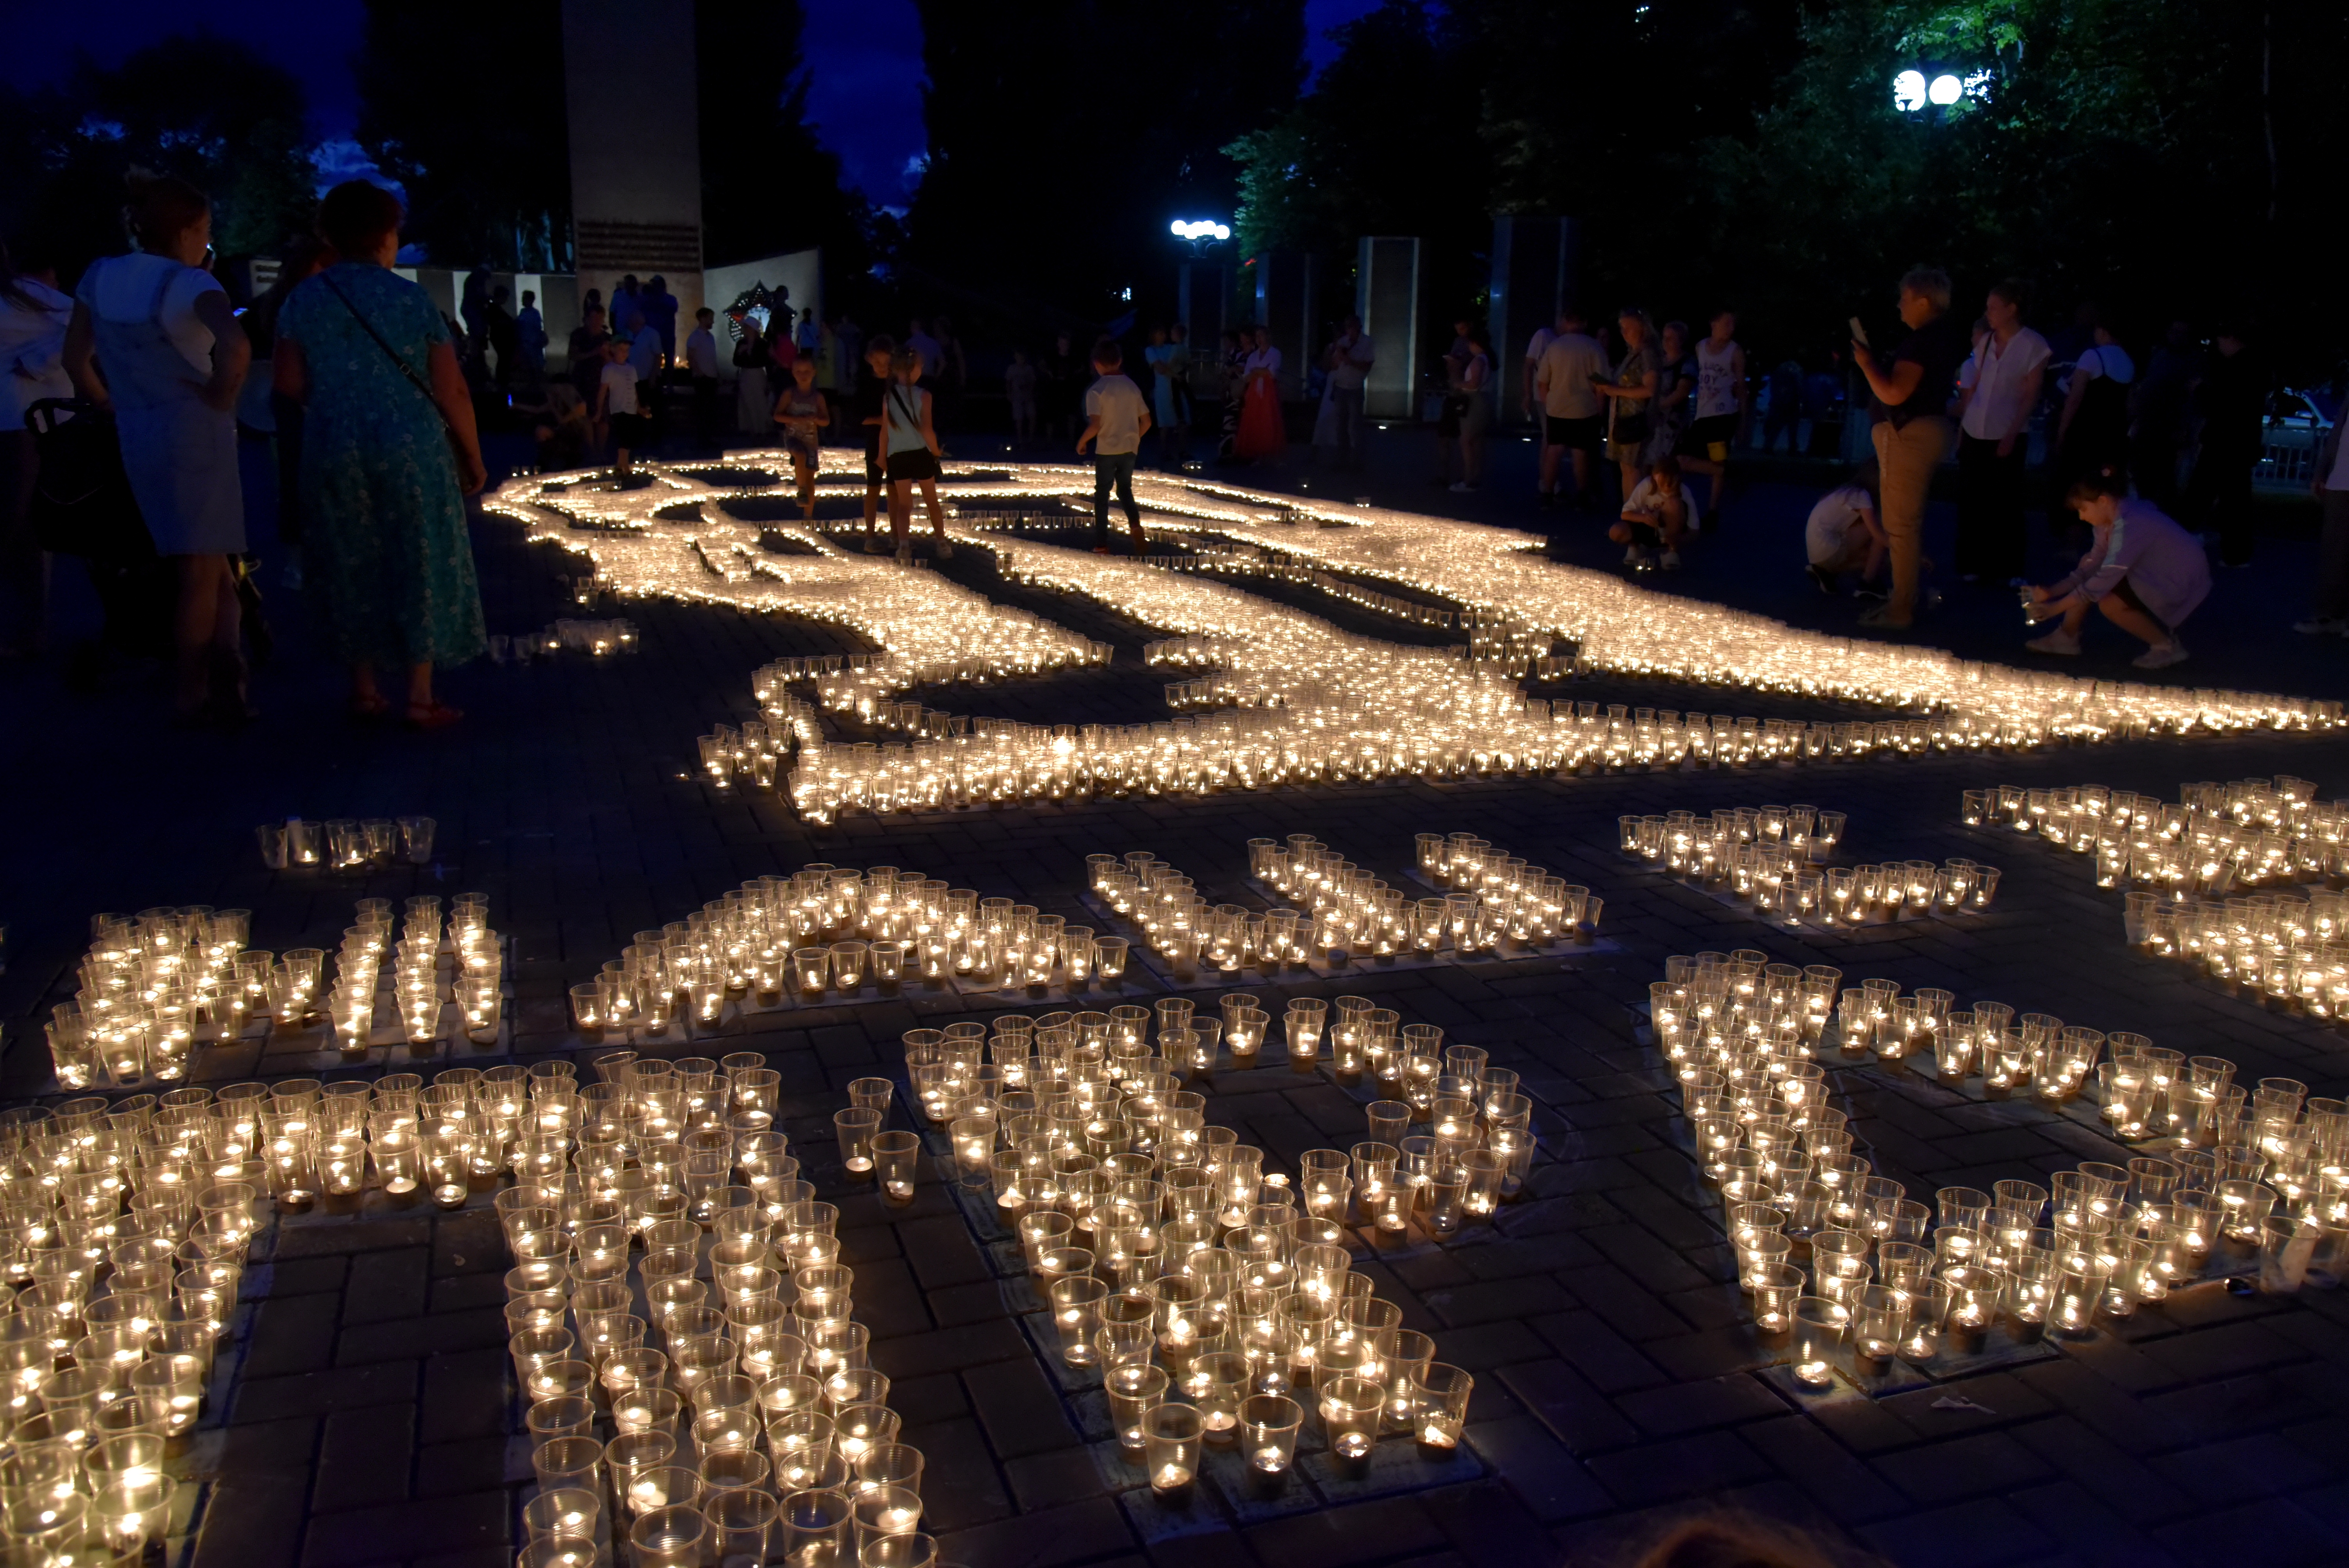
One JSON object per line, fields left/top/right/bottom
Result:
{"left": 1960, "top": 778, "right": 2349, "bottom": 1013}
{"left": 495, "top": 1062, "right": 933, "bottom": 1568}
{"left": 43, "top": 897, "right": 505, "bottom": 1089}
{"left": 1083, "top": 834, "right": 1599, "bottom": 984}
{"left": 487, "top": 617, "right": 640, "bottom": 663}
{"left": 1649, "top": 951, "right": 2348, "bottom": 1387}
{"left": 912, "top": 1005, "right": 1488, "bottom": 1479}
{"left": 1615, "top": 803, "right": 1996, "bottom": 925}
{"left": 573, "top": 866, "right": 1135, "bottom": 1044}
{"left": 487, "top": 458, "right": 2338, "bottom": 826}
{"left": 0, "top": 1087, "right": 289, "bottom": 1561}
{"left": 255, "top": 815, "right": 434, "bottom": 872}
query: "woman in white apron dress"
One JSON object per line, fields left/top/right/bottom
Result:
{"left": 63, "top": 176, "right": 250, "bottom": 721}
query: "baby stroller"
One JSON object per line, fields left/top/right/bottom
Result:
{"left": 25, "top": 398, "right": 270, "bottom": 683}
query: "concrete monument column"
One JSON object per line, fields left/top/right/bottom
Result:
{"left": 1355, "top": 236, "right": 1421, "bottom": 421}
{"left": 1489, "top": 216, "right": 1579, "bottom": 425}
{"left": 563, "top": 0, "right": 706, "bottom": 331}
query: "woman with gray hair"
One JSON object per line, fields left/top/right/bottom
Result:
{"left": 1851, "top": 265, "right": 1968, "bottom": 629}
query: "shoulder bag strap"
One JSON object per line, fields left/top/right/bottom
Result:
{"left": 316, "top": 271, "right": 458, "bottom": 437}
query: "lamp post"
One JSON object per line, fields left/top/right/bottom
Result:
{"left": 1171, "top": 221, "right": 1233, "bottom": 412}
{"left": 1893, "top": 68, "right": 1983, "bottom": 120}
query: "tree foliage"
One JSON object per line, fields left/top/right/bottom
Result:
{"left": 696, "top": 0, "right": 877, "bottom": 305}
{"left": 355, "top": 0, "right": 572, "bottom": 270}
{"left": 0, "top": 34, "right": 317, "bottom": 285}
{"left": 904, "top": 0, "right": 1305, "bottom": 337}
{"left": 1226, "top": 0, "right": 2349, "bottom": 369}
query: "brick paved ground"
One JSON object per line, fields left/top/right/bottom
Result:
{"left": 7, "top": 442, "right": 2349, "bottom": 1568}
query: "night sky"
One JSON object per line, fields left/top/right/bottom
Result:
{"left": 5, "top": 0, "right": 1380, "bottom": 207}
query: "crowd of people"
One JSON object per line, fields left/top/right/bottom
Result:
{"left": 2, "top": 174, "right": 488, "bottom": 728}
{"left": 3, "top": 171, "right": 2338, "bottom": 723}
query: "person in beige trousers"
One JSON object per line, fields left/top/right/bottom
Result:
{"left": 1851, "top": 267, "right": 1968, "bottom": 629}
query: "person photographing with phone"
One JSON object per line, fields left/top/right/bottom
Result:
{"left": 1849, "top": 267, "right": 1967, "bottom": 631}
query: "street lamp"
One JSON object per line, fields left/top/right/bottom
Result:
{"left": 1894, "top": 68, "right": 1984, "bottom": 115}
{"left": 1171, "top": 219, "right": 1231, "bottom": 258}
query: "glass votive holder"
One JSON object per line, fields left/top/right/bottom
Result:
{"left": 1239, "top": 1392, "right": 1302, "bottom": 1477}
{"left": 705, "top": 1488, "right": 779, "bottom": 1568}
{"left": 1412, "top": 1361, "right": 1472, "bottom": 1449}
{"left": 1094, "top": 936, "right": 1128, "bottom": 980}
{"left": 629, "top": 1502, "right": 709, "bottom": 1568}
{"left": 833, "top": 1108, "right": 882, "bottom": 1178}
{"left": 793, "top": 948, "right": 831, "bottom": 998}
{"left": 1143, "top": 1403, "right": 1204, "bottom": 1493}
{"left": 860, "top": 1532, "right": 938, "bottom": 1568}
{"left": 871, "top": 1132, "right": 920, "bottom": 1203}
{"left": 783, "top": 1488, "right": 854, "bottom": 1568}
{"left": 870, "top": 941, "right": 905, "bottom": 989}
{"left": 1850, "top": 1284, "right": 1910, "bottom": 1374}
{"left": 1105, "top": 1363, "right": 1169, "bottom": 1452}
{"left": 1050, "top": 1276, "right": 1109, "bottom": 1366}
{"left": 850, "top": 1482, "right": 923, "bottom": 1550}
{"left": 1319, "top": 1374, "right": 1383, "bottom": 1464}
{"left": 1789, "top": 1295, "right": 1848, "bottom": 1386}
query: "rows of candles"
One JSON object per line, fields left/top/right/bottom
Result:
{"left": 907, "top": 1004, "right": 1487, "bottom": 1486}
{"left": 501, "top": 1062, "right": 946, "bottom": 1568}
{"left": 487, "top": 617, "right": 642, "bottom": 663}
{"left": 42, "top": 899, "right": 505, "bottom": 1090}
{"left": 1647, "top": 951, "right": 2347, "bottom": 1391}
{"left": 1959, "top": 778, "right": 2349, "bottom": 1013}
{"left": 487, "top": 459, "right": 2336, "bottom": 829}
{"left": 1616, "top": 804, "right": 1999, "bottom": 923}
{"left": 1963, "top": 775, "right": 2345, "bottom": 894}
{"left": 567, "top": 867, "right": 1141, "bottom": 1044}
{"left": 0, "top": 1091, "right": 275, "bottom": 1561}
{"left": 255, "top": 814, "right": 435, "bottom": 871}
{"left": 1086, "top": 831, "right": 1596, "bottom": 982}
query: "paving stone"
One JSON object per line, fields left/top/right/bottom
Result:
{"left": 231, "top": 1361, "right": 419, "bottom": 1424}
{"left": 1242, "top": 1495, "right": 1447, "bottom": 1568}
{"left": 963, "top": 1354, "right": 1082, "bottom": 1458}
{"left": 935, "top": 1496, "right": 1136, "bottom": 1568}
{"left": 1856, "top": 1497, "right": 2058, "bottom": 1568}
{"left": 1870, "top": 1429, "right": 2053, "bottom": 1506}
{"left": 342, "top": 1247, "right": 430, "bottom": 1325}
{"left": 313, "top": 1402, "right": 417, "bottom": 1510}
{"left": 418, "top": 1350, "right": 510, "bottom": 1443}
{"left": 1493, "top": 1360, "right": 1638, "bottom": 1454}
{"left": 241, "top": 1291, "right": 343, "bottom": 1378}
{"left": 1611, "top": 1372, "right": 1783, "bottom": 1436}
{"left": 1579, "top": 1429, "right": 1776, "bottom": 1507}
{"left": 191, "top": 1477, "right": 309, "bottom": 1568}
{"left": 298, "top": 1490, "right": 509, "bottom": 1566}
{"left": 1739, "top": 1413, "right": 1911, "bottom": 1524}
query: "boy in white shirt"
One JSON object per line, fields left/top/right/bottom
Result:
{"left": 1077, "top": 337, "right": 1152, "bottom": 554}
{"left": 595, "top": 338, "right": 644, "bottom": 476}
{"left": 1609, "top": 455, "right": 1699, "bottom": 570}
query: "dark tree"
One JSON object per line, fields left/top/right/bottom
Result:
{"left": 905, "top": 0, "right": 1305, "bottom": 337}
{"left": 0, "top": 34, "right": 318, "bottom": 286}
{"left": 695, "top": 0, "right": 875, "bottom": 300}
{"left": 355, "top": 0, "right": 572, "bottom": 270}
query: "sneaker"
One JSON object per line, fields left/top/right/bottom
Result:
{"left": 2024, "top": 628, "right": 2082, "bottom": 656}
{"left": 1448, "top": 481, "right": 1478, "bottom": 494}
{"left": 1856, "top": 603, "right": 1913, "bottom": 629}
{"left": 2132, "top": 638, "right": 2190, "bottom": 670}
{"left": 1806, "top": 564, "right": 1836, "bottom": 596}
{"left": 894, "top": 544, "right": 912, "bottom": 567}
{"left": 934, "top": 538, "right": 955, "bottom": 560}
{"left": 2291, "top": 616, "right": 2349, "bottom": 636}
{"left": 1850, "top": 583, "right": 1887, "bottom": 601}
{"left": 1659, "top": 549, "right": 1682, "bottom": 572}
{"left": 1622, "top": 544, "right": 1645, "bottom": 566}
{"left": 863, "top": 536, "right": 886, "bottom": 555}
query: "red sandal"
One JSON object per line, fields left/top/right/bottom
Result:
{"left": 404, "top": 700, "right": 464, "bottom": 731}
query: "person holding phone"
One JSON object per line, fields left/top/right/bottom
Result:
{"left": 1850, "top": 266, "right": 1967, "bottom": 630}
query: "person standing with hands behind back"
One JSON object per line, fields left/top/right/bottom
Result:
{"left": 273, "top": 179, "right": 487, "bottom": 729}
{"left": 1850, "top": 266, "right": 1967, "bottom": 630}
{"left": 1077, "top": 336, "right": 1151, "bottom": 555}
{"left": 62, "top": 173, "right": 251, "bottom": 723}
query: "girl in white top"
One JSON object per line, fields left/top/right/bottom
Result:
{"left": 62, "top": 175, "right": 253, "bottom": 720}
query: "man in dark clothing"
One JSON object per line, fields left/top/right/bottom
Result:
{"left": 1852, "top": 266, "right": 1967, "bottom": 629}
{"left": 2131, "top": 319, "right": 2200, "bottom": 514}
{"left": 853, "top": 333, "right": 897, "bottom": 549}
{"left": 2188, "top": 325, "right": 2265, "bottom": 567}
{"left": 486, "top": 286, "right": 520, "bottom": 387}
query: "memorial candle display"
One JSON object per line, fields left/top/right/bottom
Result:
{"left": 487, "top": 458, "right": 2336, "bottom": 825}
{"left": 1648, "top": 949, "right": 2346, "bottom": 1388}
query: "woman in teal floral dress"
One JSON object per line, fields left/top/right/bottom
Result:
{"left": 274, "top": 181, "right": 487, "bottom": 728}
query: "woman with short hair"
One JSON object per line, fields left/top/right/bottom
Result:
{"left": 62, "top": 174, "right": 252, "bottom": 720}
{"left": 274, "top": 179, "right": 488, "bottom": 729}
